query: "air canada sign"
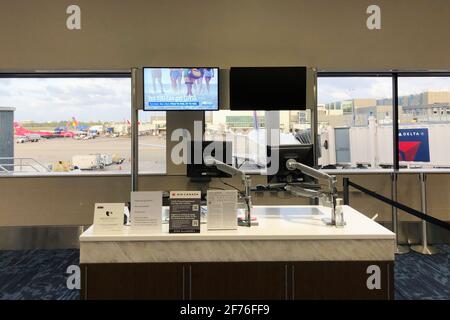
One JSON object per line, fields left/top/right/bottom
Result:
{"left": 398, "top": 128, "right": 430, "bottom": 162}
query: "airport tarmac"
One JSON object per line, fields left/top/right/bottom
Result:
{"left": 14, "top": 135, "right": 166, "bottom": 173}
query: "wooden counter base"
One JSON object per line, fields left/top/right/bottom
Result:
{"left": 80, "top": 260, "right": 394, "bottom": 300}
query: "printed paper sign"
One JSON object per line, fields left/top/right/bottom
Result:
{"left": 207, "top": 190, "right": 238, "bottom": 230}
{"left": 130, "top": 191, "right": 162, "bottom": 232}
{"left": 93, "top": 203, "right": 125, "bottom": 234}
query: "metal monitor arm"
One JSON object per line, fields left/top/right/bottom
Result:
{"left": 204, "top": 157, "right": 252, "bottom": 227}
{"left": 285, "top": 159, "right": 338, "bottom": 226}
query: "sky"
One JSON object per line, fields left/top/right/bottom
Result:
{"left": 0, "top": 76, "right": 449, "bottom": 122}
{"left": 318, "top": 77, "right": 450, "bottom": 105}
{"left": 0, "top": 78, "right": 134, "bottom": 122}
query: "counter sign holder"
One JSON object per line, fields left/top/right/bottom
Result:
{"left": 169, "top": 191, "right": 201, "bottom": 233}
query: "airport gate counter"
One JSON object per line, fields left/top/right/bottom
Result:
{"left": 79, "top": 204, "right": 395, "bottom": 300}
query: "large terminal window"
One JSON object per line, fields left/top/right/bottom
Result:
{"left": 0, "top": 73, "right": 166, "bottom": 175}
{"left": 397, "top": 75, "right": 450, "bottom": 168}
{"left": 204, "top": 72, "right": 450, "bottom": 172}
{"left": 317, "top": 74, "right": 394, "bottom": 169}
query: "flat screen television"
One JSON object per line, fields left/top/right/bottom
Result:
{"left": 229, "top": 67, "right": 307, "bottom": 110}
{"left": 143, "top": 67, "right": 219, "bottom": 111}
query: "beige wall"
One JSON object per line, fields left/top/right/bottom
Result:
{"left": 1, "top": 173, "right": 448, "bottom": 227}
{"left": 0, "top": 174, "right": 311, "bottom": 227}
{"left": 0, "top": 0, "right": 449, "bottom": 70}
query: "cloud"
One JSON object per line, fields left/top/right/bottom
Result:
{"left": 318, "top": 76, "right": 450, "bottom": 104}
{"left": 0, "top": 78, "right": 132, "bottom": 122}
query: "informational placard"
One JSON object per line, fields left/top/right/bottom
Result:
{"left": 130, "top": 191, "right": 162, "bottom": 232}
{"left": 207, "top": 190, "right": 238, "bottom": 230}
{"left": 169, "top": 191, "right": 201, "bottom": 233}
{"left": 93, "top": 203, "right": 125, "bottom": 234}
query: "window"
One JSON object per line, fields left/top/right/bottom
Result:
{"left": 279, "top": 110, "right": 312, "bottom": 144}
{"left": 138, "top": 110, "right": 166, "bottom": 173}
{"left": 0, "top": 75, "right": 135, "bottom": 174}
{"left": 397, "top": 76, "right": 450, "bottom": 168}
{"left": 204, "top": 110, "right": 313, "bottom": 173}
{"left": 317, "top": 75, "right": 393, "bottom": 169}
{"left": 0, "top": 74, "right": 168, "bottom": 175}
{"left": 204, "top": 110, "right": 266, "bottom": 171}
{"left": 0, "top": 74, "right": 131, "bottom": 174}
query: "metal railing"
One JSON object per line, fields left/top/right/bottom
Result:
{"left": 343, "top": 176, "right": 450, "bottom": 255}
{"left": 0, "top": 157, "right": 50, "bottom": 173}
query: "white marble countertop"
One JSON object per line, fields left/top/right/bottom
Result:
{"left": 80, "top": 205, "right": 395, "bottom": 242}
{"left": 3, "top": 168, "right": 449, "bottom": 178}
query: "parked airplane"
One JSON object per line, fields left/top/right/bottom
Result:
{"left": 14, "top": 122, "right": 75, "bottom": 138}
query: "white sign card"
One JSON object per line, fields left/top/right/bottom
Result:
{"left": 207, "top": 190, "right": 238, "bottom": 230}
{"left": 93, "top": 203, "right": 125, "bottom": 234}
{"left": 130, "top": 191, "right": 162, "bottom": 232}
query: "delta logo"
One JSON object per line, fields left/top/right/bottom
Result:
{"left": 398, "top": 128, "right": 430, "bottom": 162}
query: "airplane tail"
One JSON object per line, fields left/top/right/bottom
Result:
{"left": 71, "top": 117, "right": 78, "bottom": 129}
{"left": 13, "top": 122, "right": 30, "bottom": 135}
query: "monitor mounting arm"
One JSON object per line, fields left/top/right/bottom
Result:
{"left": 284, "top": 159, "right": 339, "bottom": 226}
{"left": 204, "top": 157, "right": 252, "bottom": 227}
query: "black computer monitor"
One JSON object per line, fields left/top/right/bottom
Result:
{"left": 187, "top": 140, "right": 233, "bottom": 181}
{"left": 266, "top": 144, "right": 314, "bottom": 183}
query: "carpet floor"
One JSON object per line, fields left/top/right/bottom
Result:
{"left": 0, "top": 245, "right": 448, "bottom": 300}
